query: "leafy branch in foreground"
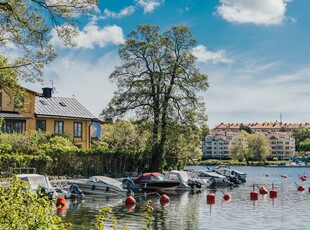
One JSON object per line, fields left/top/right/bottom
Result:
{"left": 0, "top": 0, "right": 98, "bottom": 99}
{"left": 0, "top": 175, "right": 69, "bottom": 229}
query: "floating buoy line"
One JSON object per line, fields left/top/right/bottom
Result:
{"left": 55, "top": 173, "right": 310, "bottom": 214}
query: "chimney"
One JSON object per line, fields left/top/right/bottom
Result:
{"left": 42, "top": 87, "right": 53, "bottom": 98}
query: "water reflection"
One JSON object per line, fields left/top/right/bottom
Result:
{"left": 63, "top": 166, "right": 310, "bottom": 229}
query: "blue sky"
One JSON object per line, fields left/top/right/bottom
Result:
{"left": 23, "top": 0, "right": 310, "bottom": 129}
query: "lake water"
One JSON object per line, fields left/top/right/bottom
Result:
{"left": 62, "top": 166, "right": 310, "bottom": 229}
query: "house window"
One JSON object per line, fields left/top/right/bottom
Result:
{"left": 1, "top": 120, "right": 25, "bottom": 134}
{"left": 36, "top": 120, "right": 46, "bottom": 131}
{"left": 74, "top": 122, "right": 82, "bottom": 138}
{"left": 14, "top": 97, "right": 24, "bottom": 109}
{"left": 54, "top": 121, "right": 64, "bottom": 134}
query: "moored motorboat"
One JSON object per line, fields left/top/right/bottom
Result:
{"left": 17, "top": 173, "right": 84, "bottom": 199}
{"left": 133, "top": 172, "right": 181, "bottom": 191}
{"left": 193, "top": 171, "right": 234, "bottom": 188}
{"left": 213, "top": 166, "right": 247, "bottom": 184}
{"left": 17, "top": 173, "right": 57, "bottom": 198}
{"left": 165, "top": 170, "right": 205, "bottom": 191}
{"left": 72, "top": 176, "right": 128, "bottom": 195}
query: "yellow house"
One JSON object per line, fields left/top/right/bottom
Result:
{"left": 0, "top": 88, "right": 38, "bottom": 133}
{"left": 0, "top": 87, "right": 101, "bottom": 149}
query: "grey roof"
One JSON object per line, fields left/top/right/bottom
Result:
{"left": 35, "top": 96, "right": 97, "bottom": 120}
{"left": 0, "top": 112, "right": 28, "bottom": 120}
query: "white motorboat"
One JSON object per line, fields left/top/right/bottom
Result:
{"left": 17, "top": 173, "right": 58, "bottom": 198}
{"left": 72, "top": 176, "right": 128, "bottom": 195}
{"left": 213, "top": 166, "right": 247, "bottom": 184}
{"left": 165, "top": 170, "right": 205, "bottom": 191}
{"left": 194, "top": 171, "right": 234, "bottom": 188}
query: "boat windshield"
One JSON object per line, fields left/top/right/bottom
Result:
{"left": 19, "top": 175, "right": 49, "bottom": 190}
{"left": 151, "top": 175, "right": 167, "bottom": 181}
{"left": 89, "top": 176, "right": 122, "bottom": 186}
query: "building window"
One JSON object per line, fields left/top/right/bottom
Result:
{"left": 55, "top": 121, "right": 64, "bottom": 134}
{"left": 74, "top": 122, "right": 82, "bottom": 138}
{"left": 14, "top": 97, "right": 24, "bottom": 109}
{"left": 36, "top": 120, "right": 46, "bottom": 131}
{"left": 1, "top": 120, "right": 25, "bottom": 134}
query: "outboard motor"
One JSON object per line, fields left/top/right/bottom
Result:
{"left": 69, "top": 184, "right": 84, "bottom": 199}
{"left": 122, "top": 178, "right": 140, "bottom": 194}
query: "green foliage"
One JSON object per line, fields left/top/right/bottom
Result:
{"left": 247, "top": 133, "right": 271, "bottom": 162}
{"left": 293, "top": 127, "right": 310, "bottom": 151}
{"left": 95, "top": 207, "right": 120, "bottom": 230}
{"left": 229, "top": 134, "right": 249, "bottom": 163}
{"left": 165, "top": 123, "right": 203, "bottom": 169}
{"left": 99, "top": 120, "right": 150, "bottom": 152}
{"left": 0, "top": 0, "right": 98, "bottom": 99}
{"left": 144, "top": 200, "right": 155, "bottom": 230}
{"left": 239, "top": 125, "right": 252, "bottom": 134}
{"left": 0, "top": 175, "right": 67, "bottom": 229}
{"left": 299, "top": 138, "right": 310, "bottom": 152}
{"left": 104, "top": 24, "right": 208, "bottom": 171}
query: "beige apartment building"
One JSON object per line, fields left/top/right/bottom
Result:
{"left": 202, "top": 130, "right": 295, "bottom": 160}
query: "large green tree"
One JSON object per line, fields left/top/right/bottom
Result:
{"left": 0, "top": 0, "right": 98, "bottom": 99}
{"left": 229, "top": 133, "right": 249, "bottom": 164}
{"left": 247, "top": 133, "right": 271, "bottom": 162}
{"left": 292, "top": 127, "right": 310, "bottom": 151}
{"left": 103, "top": 25, "right": 209, "bottom": 171}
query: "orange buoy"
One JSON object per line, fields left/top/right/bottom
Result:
{"left": 223, "top": 193, "right": 231, "bottom": 201}
{"left": 125, "top": 196, "right": 136, "bottom": 204}
{"left": 207, "top": 193, "right": 215, "bottom": 205}
{"left": 259, "top": 186, "right": 268, "bottom": 195}
{"left": 298, "top": 185, "right": 305, "bottom": 191}
{"left": 125, "top": 203, "right": 136, "bottom": 212}
{"left": 56, "top": 197, "right": 67, "bottom": 209}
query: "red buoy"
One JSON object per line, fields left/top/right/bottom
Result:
{"left": 265, "top": 173, "right": 270, "bottom": 177}
{"left": 259, "top": 186, "right": 268, "bottom": 195}
{"left": 207, "top": 193, "right": 215, "bottom": 205}
{"left": 298, "top": 185, "right": 305, "bottom": 191}
{"left": 269, "top": 189, "right": 277, "bottom": 199}
{"left": 301, "top": 176, "right": 306, "bottom": 181}
{"left": 125, "top": 203, "right": 136, "bottom": 212}
{"left": 125, "top": 196, "right": 136, "bottom": 204}
{"left": 250, "top": 191, "right": 258, "bottom": 201}
{"left": 308, "top": 186, "right": 310, "bottom": 193}
{"left": 56, "top": 197, "right": 67, "bottom": 209}
{"left": 160, "top": 194, "right": 170, "bottom": 203}
{"left": 223, "top": 193, "right": 231, "bottom": 201}
{"left": 160, "top": 194, "right": 170, "bottom": 208}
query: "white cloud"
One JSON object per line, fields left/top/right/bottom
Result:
{"left": 103, "top": 6, "right": 135, "bottom": 19}
{"left": 198, "top": 62, "right": 310, "bottom": 129}
{"left": 23, "top": 51, "right": 120, "bottom": 117}
{"left": 51, "top": 22, "right": 125, "bottom": 49}
{"left": 136, "top": 0, "right": 162, "bottom": 13}
{"left": 192, "top": 45, "right": 232, "bottom": 64}
{"left": 217, "top": 0, "right": 290, "bottom": 25}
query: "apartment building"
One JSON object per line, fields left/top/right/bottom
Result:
{"left": 202, "top": 131, "right": 240, "bottom": 159}
{"left": 202, "top": 130, "right": 295, "bottom": 160}
{"left": 213, "top": 122, "right": 310, "bottom": 133}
